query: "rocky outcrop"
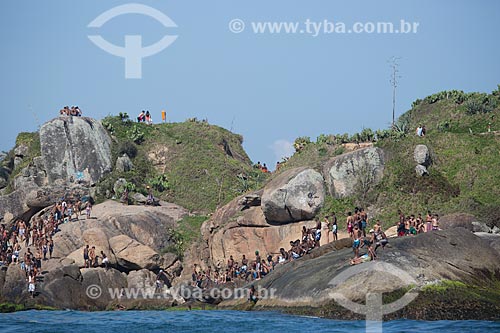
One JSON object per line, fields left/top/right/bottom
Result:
{"left": 110, "top": 235, "right": 160, "bottom": 271}
{"left": 115, "top": 154, "right": 134, "bottom": 172}
{"left": 188, "top": 191, "right": 319, "bottom": 277}
{"left": 40, "top": 117, "right": 112, "bottom": 185}
{"left": 220, "top": 228, "right": 500, "bottom": 319}
{"left": 323, "top": 147, "right": 385, "bottom": 198}
{"left": 414, "top": 144, "right": 431, "bottom": 166}
{"left": 0, "top": 199, "right": 189, "bottom": 310}
{"left": 261, "top": 168, "right": 325, "bottom": 223}
{"left": 49, "top": 200, "right": 187, "bottom": 259}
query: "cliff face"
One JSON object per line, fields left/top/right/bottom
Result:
{"left": 40, "top": 116, "right": 112, "bottom": 185}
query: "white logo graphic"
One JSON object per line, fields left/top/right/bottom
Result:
{"left": 328, "top": 261, "right": 418, "bottom": 333}
{"left": 86, "top": 284, "right": 102, "bottom": 299}
{"left": 88, "top": 3, "right": 178, "bottom": 79}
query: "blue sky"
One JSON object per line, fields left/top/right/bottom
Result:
{"left": 1, "top": 0, "right": 499, "bottom": 169}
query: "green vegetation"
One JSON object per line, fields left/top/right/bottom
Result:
{"left": 273, "top": 86, "right": 500, "bottom": 229}
{"left": 162, "top": 215, "right": 208, "bottom": 259}
{"left": 1, "top": 132, "right": 41, "bottom": 194}
{"left": 97, "top": 116, "right": 268, "bottom": 213}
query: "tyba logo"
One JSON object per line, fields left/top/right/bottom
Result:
{"left": 88, "top": 3, "right": 178, "bottom": 79}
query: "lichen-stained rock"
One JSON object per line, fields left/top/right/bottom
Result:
{"left": 414, "top": 144, "right": 432, "bottom": 166}
{"left": 261, "top": 167, "right": 325, "bottom": 223}
{"left": 323, "top": 147, "right": 385, "bottom": 198}
{"left": 40, "top": 116, "right": 112, "bottom": 185}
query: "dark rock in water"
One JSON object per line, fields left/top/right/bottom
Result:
{"left": 261, "top": 167, "right": 324, "bottom": 223}
{"left": 40, "top": 117, "right": 112, "bottom": 185}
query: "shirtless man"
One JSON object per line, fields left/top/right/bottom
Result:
{"left": 346, "top": 212, "right": 354, "bottom": 239}
{"left": 18, "top": 220, "right": 26, "bottom": 242}
{"left": 432, "top": 214, "right": 440, "bottom": 231}
{"left": 89, "top": 246, "right": 96, "bottom": 267}
{"left": 426, "top": 211, "right": 433, "bottom": 232}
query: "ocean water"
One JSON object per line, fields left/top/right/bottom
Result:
{"left": 0, "top": 310, "right": 498, "bottom": 333}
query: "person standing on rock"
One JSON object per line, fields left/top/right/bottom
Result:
{"left": 322, "top": 216, "right": 330, "bottom": 244}
{"left": 347, "top": 212, "right": 354, "bottom": 239}
{"left": 89, "top": 246, "right": 96, "bottom": 267}
{"left": 49, "top": 238, "right": 54, "bottom": 259}
{"left": 426, "top": 211, "right": 432, "bottom": 232}
{"left": 28, "top": 271, "right": 36, "bottom": 298}
{"left": 85, "top": 202, "right": 92, "bottom": 220}
{"left": 83, "top": 245, "right": 90, "bottom": 268}
{"left": 432, "top": 214, "right": 440, "bottom": 231}
{"left": 331, "top": 213, "right": 338, "bottom": 242}
{"left": 352, "top": 227, "right": 361, "bottom": 259}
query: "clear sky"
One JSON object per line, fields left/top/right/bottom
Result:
{"left": 1, "top": 0, "right": 499, "bottom": 169}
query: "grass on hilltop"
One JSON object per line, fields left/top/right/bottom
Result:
{"left": 97, "top": 115, "right": 268, "bottom": 213}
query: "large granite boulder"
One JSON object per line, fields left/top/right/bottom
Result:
{"left": 0, "top": 186, "right": 38, "bottom": 221}
{"left": 414, "top": 144, "right": 431, "bottom": 166}
{"left": 185, "top": 191, "right": 319, "bottom": 277}
{"left": 261, "top": 168, "right": 325, "bottom": 223}
{"left": 49, "top": 200, "right": 187, "bottom": 260}
{"left": 109, "top": 235, "right": 160, "bottom": 271}
{"left": 1, "top": 265, "right": 27, "bottom": 302}
{"left": 323, "top": 147, "right": 385, "bottom": 198}
{"left": 40, "top": 117, "right": 112, "bottom": 185}
{"left": 127, "top": 269, "right": 157, "bottom": 289}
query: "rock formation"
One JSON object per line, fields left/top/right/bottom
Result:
{"left": 261, "top": 167, "right": 325, "bottom": 223}
{"left": 219, "top": 228, "right": 500, "bottom": 319}
{"left": 40, "top": 116, "right": 112, "bottom": 185}
{"left": 414, "top": 144, "right": 431, "bottom": 177}
{"left": 323, "top": 147, "right": 385, "bottom": 198}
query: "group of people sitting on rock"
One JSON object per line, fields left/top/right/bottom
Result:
{"left": 59, "top": 106, "right": 82, "bottom": 117}
{"left": 192, "top": 220, "right": 335, "bottom": 288}
{"left": 396, "top": 210, "right": 440, "bottom": 236}
{"left": 191, "top": 250, "right": 276, "bottom": 288}
{"left": 137, "top": 110, "right": 153, "bottom": 124}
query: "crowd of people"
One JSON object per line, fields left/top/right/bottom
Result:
{"left": 192, "top": 206, "right": 444, "bottom": 286}
{"left": 396, "top": 210, "right": 440, "bottom": 236}
{"left": 0, "top": 197, "right": 93, "bottom": 297}
{"left": 59, "top": 106, "right": 82, "bottom": 117}
{"left": 191, "top": 218, "right": 338, "bottom": 288}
